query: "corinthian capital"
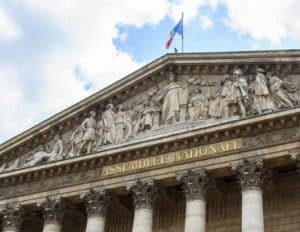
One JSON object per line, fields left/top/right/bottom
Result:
{"left": 127, "top": 179, "right": 158, "bottom": 209}
{"left": 177, "top": 168, "right": 208, "bottom": 200}
{"left": 2, "top": 204, "right": 24, "bottom": 231}
{"left": 38, "top": 196, "right": 65, "bottom": 224}
{"left": 81, "top": 188, "right": 112, "bottom": 216}
{"left": 235, "top": 158, "right": 269, "bottom": 190}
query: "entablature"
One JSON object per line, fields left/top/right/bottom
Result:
{"left": 0, "top": 107, "right": 299, "bottom": 204}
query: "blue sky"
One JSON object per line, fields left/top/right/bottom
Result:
{"left": 1, "top": 0, "right": 300, "bottom": 143}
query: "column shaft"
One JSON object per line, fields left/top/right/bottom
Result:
{"left": 43, "top": 223, "right": 62, "bottom": 232}
{"left": 242, "top": 189, "right": 264, "bottom": 232}
{"left": 81, "top": 188, "right": 111, "bottom": 232}
{"left": 85, "top": 215, "right": 106, "bottom": 232}
{"left": 127, "top": 179, "right": 157, "bottom": 232}
{"left": 132, "top": 208, "right": 153, "bottom": 232}
{"left": 38, "top": 197, "right": 64, "bottom": 232}
{"left": 177, "top": 169, "right": 208, "bottom": 232}
{"left": 3, "top": 229, "right": 18, "bottom": 232}
{"left": 235, "top": 158, "right": 268, "bottom": 232}
{"left": 185, "top": 198, "right": 206, "bottom": 232}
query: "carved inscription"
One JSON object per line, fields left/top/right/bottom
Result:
{"left": 101, "top": 139, "right": 243, "bottom": 177}
{"left": 101, "top": 155, "right": 168, "bottom": 176}
{"left": 175, "top": 139, "right": 242, "bottom": 162}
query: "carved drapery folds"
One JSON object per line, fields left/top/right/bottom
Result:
{"left": 81, "top": 188, "right": 112, "bottom": 216}
{"left": 177, "top": 168, "right": 208, "bottom": 200}
{"left": 235, "top": 158, "right": 269, "bottom": 190}
{"left": 38, "top": 196, "right": 65, "bottom": 224}
{"left": 127, "top": 179, "right": 158, "bottom": 209}
{"left": 1, "top": 65, "right": 299, "bottom": 173}
{"left": 1, "top": 204, "right": 24, "bottom": 231}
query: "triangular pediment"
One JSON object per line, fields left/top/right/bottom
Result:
{"left": 1, "top": 50, "right": 300, "bottom": 173}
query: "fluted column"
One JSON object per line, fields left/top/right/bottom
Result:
{"left": 177, "top": 169, "right": 208, "bottom": 232}
{"left": 236, "top": 158, "right": 268, "bottom": 232}
{"left": 38, "top": 197, "right": 65, "bottom": 232}
{"left": 81, "top": 188, "right": 112, "bottom": 232}
{"left": 127, "top": 179, "right": 158, "bottom": 232}
{"left": 1, "top": 204, "right": 24, "bottom": 232}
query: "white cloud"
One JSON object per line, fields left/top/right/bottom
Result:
{"left": 0, "top": 0, "right": 216, "bottom": 143}
{"left": 199, "top": 15, "right": 214, "bottom": 30}
{"left": 0, "top": 66, "right": 36, "bottom": 141}
{"left": 222, "top": 0, "right": 300, "bottom": 45}
{"left": 168, "top": 0, "right": 218, "bottom": 23}
{"left": 0, "top": 6, "right": 22, "bottom": 40}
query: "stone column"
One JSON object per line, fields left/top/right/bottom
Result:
{"left": 38, "top": 196, "right": 65, "bottom": 232}
{"left": 127, "top": 179, "right": 158, "bottom": 232}
{"left": 1, "top": 204, "right": 24, "bottom": 232}
{"left": 81, "top": 188, "right": 112, "bottom": 232}
{"left": 177, "top": 169, "right": 208, "bottom": 232}
{"left": 235, "top": 158, "right": 268, "bottom": 232}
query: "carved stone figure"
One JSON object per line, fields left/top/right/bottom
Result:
{"left": 142, "top": 100, "right": 153, "bottom": 130}
{"left": 115, "top": 105, "right": 127, "bottom": 143}
{"left": 69, "top": 124, "right": 84, "bottom": 156}
{"left": 50, "top": 134, "right": 64, "bottom": 159}
{"left": 230, "top": 68, "right": 249, "bottom": 117}
{"left": 132, "top": 100, "right": 153, "bottom": 135}
{"left": 124, "top": 107, "right": 133, "bottom": 140}
{"left": 209, "top": 74, "right": 233, "bottom": 118}
{"left": 159, "top": 71, "right": 182, "bottom": 125}
{"left": 96, "top": 118, "right": 104, "bottom": 147}
{"left": 102, "top": 103, "right": 116, "bottom": 145}
{"left": 250, "top": 68, "right": 274, "bottom": 114}
{"left": 0, "top": 158, "right": 20, "bottom": 172}
{"left": 267, "top": 71, "right": 299, "bottom": 109}
{"left": 23, "top": 145, "right": 52, "bottom": 167}
{"left": 188, "top": 88, "right": 206, "bottom": 120}
{"left": 78, "top": 111, "right": 97, "bottom": 155}
{"left": 148, "top": 87, "right": 162, "bottom": 128}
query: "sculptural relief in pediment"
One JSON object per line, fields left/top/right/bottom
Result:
{"left": 1, "top": 66, "right": 300, "bottom": 173}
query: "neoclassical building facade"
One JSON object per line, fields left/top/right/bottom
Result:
{"left": 1, "top": 50, "right": 300, "bottom": 232}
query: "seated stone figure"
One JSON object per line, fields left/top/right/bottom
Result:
{"left": 23, "top": 145, "right": 53, "bottom": 167}
{"left": 23, "top": 135, "right": 64, "bottom": 168}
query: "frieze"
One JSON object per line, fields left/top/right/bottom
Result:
{"left": 0, "top": 126, "right": 299, "bottom": 200}
{"left": 1, "top": 65, "right": 300, "bottom": 173}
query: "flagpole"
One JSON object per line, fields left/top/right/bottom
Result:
{"left": 182, "top": 12, "right": 184, "bottom": 53}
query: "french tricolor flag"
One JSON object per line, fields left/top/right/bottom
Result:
{"left": 165, "top": 14, "right": 183, "bottom": 49}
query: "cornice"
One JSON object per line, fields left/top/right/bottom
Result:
{"left": 0, "top": 107, "right": 299, "bottom": 190}
{"left": 1, "top": 49, "right": 300, "bottom": 166}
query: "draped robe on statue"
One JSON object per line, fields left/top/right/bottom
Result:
{"left": 161, "top": 82, "right": 181, "bottom": 124}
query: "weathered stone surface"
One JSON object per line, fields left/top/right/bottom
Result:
{"left": 81, "top": 188, "right": 112, "bottom": 216}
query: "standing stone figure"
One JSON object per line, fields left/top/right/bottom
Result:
{"left": 188, "top": 88, "right": 206, "bottom": 120}
{"left": 251, "top": 68, "right": 274, "bottom": 114}
{"left": 142, "top": 100, "right": 153, "bottom": 130}
{"left": 267, "top": 72, "right": 298, "bottom": 109}
{"left": 115, "top": 105, "right": 127, "bottom": 143}
{"left": 96, "top": 118, "right": 104, "bottom": 147}
{"left": 159, "top": 71, "right": 182, "bottom": 125}
{"left": 132, "top": 100, "right": 154, "bottom": 135}
{"left": 102, "top": 103, "right": 116, "bottom": 145}
{"left": 78, "top": 111, "right": 97, "bottom": 154}
{"left": 209, "top": 74, "right": 235, "bottom": 118}
{"left": 69, "top": 124, "right": 84, "bottom": 156}
{"left": 231, "top": 68, "right": 249, "bottom": 117}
